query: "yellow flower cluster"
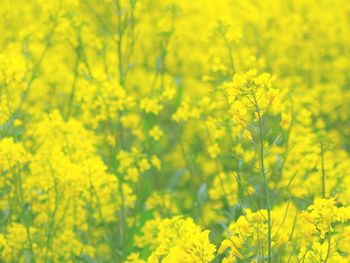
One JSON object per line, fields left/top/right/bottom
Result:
{"left": 219, "top": 208, "right": 289, "bottom": 261}
{"left": 1, "top": 0, "right": 350, "bottom": 262}
{"left": 136, "top": 217, "right": 216, "bottom": 262}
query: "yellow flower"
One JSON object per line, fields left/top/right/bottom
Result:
{"left": 208, "top": 143, "right": 220, "bottom": 159}
{"left": 139, "top": 158, "right": 151, "bottom": 172}
{"left": 151, "top": 155, "right": 161, "bottom": 170}
{"left": 280, "top": 112, "right": 292, "bottom": 129}
{"left": 126, "top": 167, "right": 139, "bottom": 182}
{"left": 243, "top": 130, "right": 252, "bottom": 141}
{"left": 141, "top": 98, "right": 163, "bottom": 115}
{"left": 149, "top": 125, "right": 164, "bottom": 141}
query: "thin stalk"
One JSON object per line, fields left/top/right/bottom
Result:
{"left": 115, "top": 0, "right": 126, "bottom": 87}
{"left": 65, "top": 48, "right": 81, "bottom": 121}
{"left": 255, "top": 99, "right": 272, "bottom": 263}
{"left": 323, "top": 226, "right": 331, "bottom": 263}
{"left": 44, "top": 162, "right": 60, "bottom": 263}
{"left": 113, "top": 1, "right": 129, "bottom": 259}
{"left": 320, "top": 143, "right": 326, "bottom": 198}
{"left": 10, "top": 161, "right": 36, "bottom": 263}
{"left": 16, "top": 15, "right": 59, "bottom": 114}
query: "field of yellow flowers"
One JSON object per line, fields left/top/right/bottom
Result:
{"left": 1, "top": 0, "right": 350, "bottom": 262}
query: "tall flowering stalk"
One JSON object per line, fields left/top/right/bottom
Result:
{"left": 223, "top": 69, "right": 285, "bottom": 261}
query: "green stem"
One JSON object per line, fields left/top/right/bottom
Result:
{"left": 323, "top": 227, "right": 331, "bottom": 263}
{"left": 65, "top": 48, "right": 81, "bottom": 121}
{"left": 115, "top": 0, "right": 125, "bottom": 87}
{"left": 320, "top": 143, "right": 326, "bottom": 198}
{"left": 11, "top": 161, "right": 36, "bottom": 263}
{"left": 256, "top": 104, "right": 272, "bottom": 263}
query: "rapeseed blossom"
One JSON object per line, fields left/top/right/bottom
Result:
{"left": 1, "top": 0, "right": 350, "bottom": 262}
